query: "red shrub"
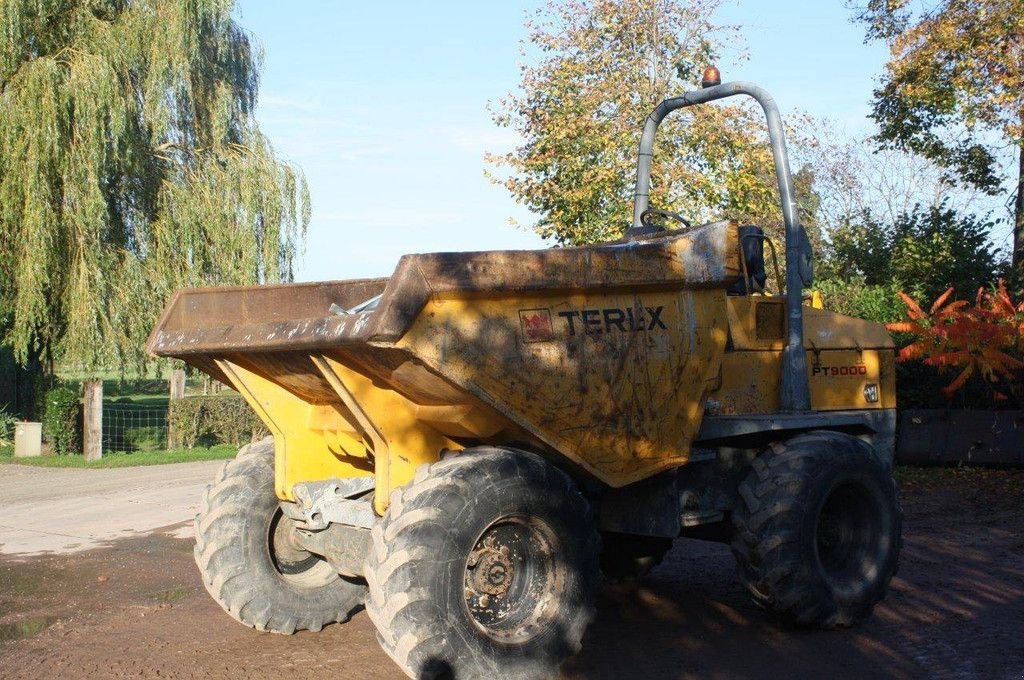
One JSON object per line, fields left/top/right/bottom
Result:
{"left": 888, "top": 281, "right": 1024, "bottom": 400}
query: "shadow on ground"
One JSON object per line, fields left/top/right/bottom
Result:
{"left": 0, "top": 470, "right": 1022, "bottom": 680}
{"left": 566, "top": 531, "right": 1024, "bottom": 680}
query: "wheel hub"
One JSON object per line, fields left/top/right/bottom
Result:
{"left": 268, "top": 510, "right": 336, "bottom": 585}
{"left": 815, "top": 481, "right": 878, "bottom": 580}
{"left": 462, "top": 517, "right": 560, "bottom": 642}
{"left": 470, "top": 548, "right": 515, "bottom": 596}
{"left": 272, "top": 513, "right": 311, "bottom": 566}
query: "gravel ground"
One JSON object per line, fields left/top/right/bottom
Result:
{"left": 0, "top": 465, "right": 1021, "bottom": 680}
{"left": 0, "top": 460, "right": 224, "bottom": 555}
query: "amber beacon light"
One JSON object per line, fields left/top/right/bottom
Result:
{"left": 701, "top": 65, "right": 722, "bottom": 88}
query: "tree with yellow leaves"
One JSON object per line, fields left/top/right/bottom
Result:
{"left": 487, "top": 0, "right": 800, "bottom": 246}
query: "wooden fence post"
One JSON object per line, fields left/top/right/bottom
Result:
{"left": 83, "top": 378, "right": 103, "bottom": 461}
{"left": 168, "top": 368, "right": 187, "bottom": 450}
{"left": 170, "top": 368, "right": 186, "bottom": 401}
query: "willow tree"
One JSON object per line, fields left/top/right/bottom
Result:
{"left": 487, "top": 0, "right": 801, "bottom": 246}
{"left": 0, "top": 0, "right": 308, "bottom": 372}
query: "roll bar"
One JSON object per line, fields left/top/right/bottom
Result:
{"left": 630, "top": 80, "right": 812, "bottom": 411}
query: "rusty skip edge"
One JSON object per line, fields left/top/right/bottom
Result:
{"left": 146, "top": 220, "right": 740, "bottom": 359}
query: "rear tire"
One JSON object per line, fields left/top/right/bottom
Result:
{"left": 193, "top": 438, "right": 365, "bottom": 634}
{"left": 364, "top": 447, "right": 600, "bottom": 679}
{"left": 731, "top": 431, "right": 901, "bottom": 627}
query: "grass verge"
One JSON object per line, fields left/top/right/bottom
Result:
{"left": 0, "top": 444, "right": 236, "bottom": 468}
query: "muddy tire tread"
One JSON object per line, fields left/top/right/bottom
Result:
{"left": 193, "top": 438, "right": 364, "bottom": 635}
{"left": 731, "top": 431, "right": 902, "bottom": 628}
{"left": 365, "top": 447, "right": 599, "bottom": 679}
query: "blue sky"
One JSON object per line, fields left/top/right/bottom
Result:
{"left": 236, "top": 1, "right": 891, "bottom": 282}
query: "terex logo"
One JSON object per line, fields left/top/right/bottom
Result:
{"left": 519, "top": 308, "right": 555, "bottom": 343}
{"left": 558, "top": 306, "right": 667, "bottom": 336}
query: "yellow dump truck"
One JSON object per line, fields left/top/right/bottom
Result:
{"left": 149, "top": 71, "right": 901, "bottom": 680}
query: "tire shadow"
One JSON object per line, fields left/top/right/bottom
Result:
{"left": 563, "top": 528, "right": 1024, "bottom": 680}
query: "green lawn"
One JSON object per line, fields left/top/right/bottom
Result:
{"left": 0, "top": 444, "right": 236, "bottom": 468}
{"left": 56, "top": 370, "right": 211, "bottom": 403}
{"left": 110, "top": 393, "right": 171, "bottom": 406}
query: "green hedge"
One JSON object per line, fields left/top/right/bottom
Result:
{"left": 0, "top": 406, "right": 15, "bottom": 447}
{"left": 168, "top": 394, "right": 269, "bottom": 449}
{"left": 42, "top": 386, "right": 80, "bottom": 455}
{"left": 815, "top": 278, "right": 906, "bottom": 324}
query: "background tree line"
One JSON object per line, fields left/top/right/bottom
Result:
{"left": 489, "top": 0, "right": 1017, "bottom": 309}
{"left": 488, "top": 0, "right": 1022, "bottom": 408}
{"left": 2, "top": 0, "right": 1020, "bottom": 419}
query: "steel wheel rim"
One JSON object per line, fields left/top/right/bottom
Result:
{"left": 814, "top": 480, "right": 879, "bottom": 582}
{"left": 462, "top": 515, "right": 563, "bottom": 644}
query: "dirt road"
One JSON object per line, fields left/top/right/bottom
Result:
{"left": 0, "top": 461, "right": 224, "bottom": 555}
{"left": 0, "top": 464, "right": 1022, "bottom": 679}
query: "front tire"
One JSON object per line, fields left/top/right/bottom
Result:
{"left": 364, "top": 447, "right": 600, "bottom": 679}
{"left": 193, "top": 438, "right": 365, "bottom": 633}
{"left": 731, "top": 431, "right": 901, "bottom": 627}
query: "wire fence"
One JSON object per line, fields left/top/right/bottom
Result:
{"left": 46, "top": 368, "right": 246, "bottom": 454}
{"left": 102, "top": 402, "right": 169, "bottom": 452}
